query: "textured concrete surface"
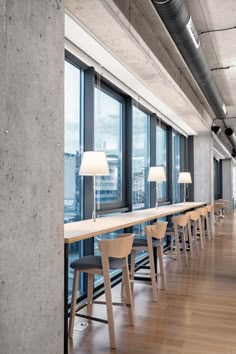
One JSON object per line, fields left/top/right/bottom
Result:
{"left": 65, "top": 0, "right": 210, "bottom": 135}
{"left": 222, "top": 159, "right": 233, "bottom": 213}
{"left": 193, "top": 134, "right": 214, "bottom": 203}
{"left": 0, "top": 1, "right": 64, "bottom": 353}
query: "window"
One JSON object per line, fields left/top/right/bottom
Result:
{"left": 132, "top": 106, "right": 150, "bottom": 209}
{"left": 64, "top": 60, "right": 83, "bottom": 223}
{"left": 156, "top": 123, "right": 168, "bottom": 201}
{"left": 214, "top": 158, "right": 222, "bottom": 200}
{"left": 172, "top": 131, "right": 181, "bottom": 203}
{"left": 64, "top": 58, "right": 84, "bottom": 298}
{"left": 94, "top": 85, "right": 123, "bottom": 208}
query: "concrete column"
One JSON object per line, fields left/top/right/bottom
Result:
{"left": 193, "top": 133, "right": 214, "bottom": 204}
{"left": 0, "top": 1, "right": 64, "bottom": 354}
{"left": 222, "top": 159, "right": 233, "bottom": 213}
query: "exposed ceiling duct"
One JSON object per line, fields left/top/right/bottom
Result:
{"left": 225, "top": 128, "right": 236, "bottom": 153}
{"left": 151, "top": 0, "right": 236, "bottom": 154}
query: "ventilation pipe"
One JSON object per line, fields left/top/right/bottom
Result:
{"left": 225, "top": 128, "right": 236, "bottom": 150}
{"left": 151, "top": 0, "right": 236, "bottom": 153}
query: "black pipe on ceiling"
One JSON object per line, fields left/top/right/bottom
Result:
{"left": 225, "top": 128, "right": 236, "bottom": 149}
{"left": 151, "top": 0, "right": 236, "bottom": 153}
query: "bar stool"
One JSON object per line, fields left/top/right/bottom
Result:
{"left": 214, "top": 202, "right": 224, "bottom": 223}
{"left": 206, "top": 204, "right": 214, "bottom": 233}
{"left": 69, "top": 233, "right": 135, "bottom": 349}
{"left": 217, "top": 199, "right": 228, "bottom": 217}
{"left": 127, "top": 222, "right": 168, "bottom": 302}
{"left": 198, "top": 206, "right": 211, "bottom": 240}
{"left": 185, "top": 209, "right": 204, "bottom": 252}
{"left": 170, "top": 214, "right": 190, "bottom": 263}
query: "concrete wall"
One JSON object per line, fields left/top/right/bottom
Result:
{"left": 193, "top": 134, "right": 214, "bottom": 203}
{"left": 0, "top": 1, "right": 64, "bottom": 354}
{"left": 222, "top": 159, "right": 234, "bottom": 213}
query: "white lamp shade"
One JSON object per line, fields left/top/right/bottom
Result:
{"left": 148, "top": 166, "right": 166, "bottom": 182}
{"left": 178, "top": 172, "right": 192, "bottom": 184}
{"left": 79, "top": 151, "right": 109, "bottom": 176}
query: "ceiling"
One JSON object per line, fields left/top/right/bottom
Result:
{"left": 186, "top": 0, "right": 236, "bottom": 151}
{"left": 65, "top": 0, "right": 236, "bottom": 154}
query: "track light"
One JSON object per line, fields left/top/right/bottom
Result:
{"left": 211, "top": 126, "right": 221, "bottom": 135}
{"left": 232, "top": 149, "right": 236, "bottom": 158}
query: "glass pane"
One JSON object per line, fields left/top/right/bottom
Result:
{"left": 156, "top": 124, "right": 167, "bottom": 200}
{"left": 64, "top": 60, "right": 83, "bottom": 299}
{"left": 133, "top": 222, "right": 149, "bottom": 259}
{"left": 132, "top": 106, "right": 150, "bottom": 209}
{"left": 68, "top": 242, "right": 84, "bottom": 297}
{"left": 172, "top": 131, "right": 181, "bottom": 203}
{"left": 94, "top": 87, "right": 122, "bottom": 205}
{"left": 64, "top": 60, "right": 82, "bottom": 223}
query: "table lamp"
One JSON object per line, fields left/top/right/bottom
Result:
{"left": 148, "top": 166, "right": 166, "bottom": 208}
{"left": 178, "top": 172, "right": 192, "bottom": 203}
{"left": 79, "top": 151, "right": 109, "bottom": 222}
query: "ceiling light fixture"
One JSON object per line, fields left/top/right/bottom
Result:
{"left": 186, "top": 16, "right": 200, "bottom": 49}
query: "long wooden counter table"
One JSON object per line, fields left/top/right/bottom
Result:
{"left": 64, "top": 201, "right": 206, "bottom": 353}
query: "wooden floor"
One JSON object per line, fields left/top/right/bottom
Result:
{"left": 69, "top": 212, "right": 236, "bottom": 354}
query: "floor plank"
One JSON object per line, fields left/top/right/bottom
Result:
{"left": 69, "top": 213, "right": 236, "bottom": 353}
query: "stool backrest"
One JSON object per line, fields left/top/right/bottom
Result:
{"left": 206, "top": 204, "right": 214, "bottom": 213}
{"left": 98, "top": 233, "right": 134, "bottom": 258}
{"left": 198, "top": 207, "right": 208, "bottom": 217}
{"left": 146, "top": 222, "right": 168, "bottom": 239}
{"left": 171, "top": 214, "right": 189, "bottom": 227}
{"left": 185, "top": 210, "right": 200, "bottom": 221}
{"left": 214, "top": 203, "right": 224, "bottom": 214}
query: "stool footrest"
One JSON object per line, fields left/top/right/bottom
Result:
{"left": 93, "top": 300, "right": 131, "bottom": 307}
{"left": 75, "top": 313, "right": 108, "bottom": 324}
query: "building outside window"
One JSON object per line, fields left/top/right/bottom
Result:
{"left": 172, "top": 131, "right": 181, "bottom": 203}
{"left": 64, "top": 58, "right": 84, "bottom": 297}
{"left": 132, "top": 106, "right": 150, "bottom": 210}
{"left": 94, "top": 85, "right": 123, "bottom": 207}
{"left": 156, "top": 123, "right": 168, "bottom": 201}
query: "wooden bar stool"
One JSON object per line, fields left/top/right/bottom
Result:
{"left": 171, "top": 214, "right": 190, "bottom": 264}
{"left": 127, "top": 222, "right": 168, "bottom": 302}
{"left": 214, "top": 202, "right": 224, "bottom": 223}
{"left": 69, "top": 233, "right": 135, "bottom": 349}
{"left": 206, "top": 204, "right": 214, "bottom": 234}
{"left": 185, "top": 209, "right": 204, "bottom": 253}
{"left": 217, "top": 199, "right": 228, "bottom": 217}
{"left": 198, "top": 206, "right": 211, "bottom": 240}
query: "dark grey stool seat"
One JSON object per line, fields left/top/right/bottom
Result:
{"left": 71, "top": 255, "right": 126, "bottom": 271}
{"left": 132, "top": 238, "right": 160, "bottom": 248}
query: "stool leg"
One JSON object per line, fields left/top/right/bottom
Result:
{"left": 182, "top": 227, "right": 188, "bottom": 265}
{"left": 174, "top": 225, "right": 181, "bottom": 263}
{"left": 130, "top": 249, "right": 136, "bottom": 291}
{"left": 193, "top": 222, "right": 199, "bottom": 255}
{"left": 69, "top": 270, "right": 79, "bottom": 338}
{"left": 206, "top": 215, "right": 211, "bottom": 240}
{"left": 87, "top": 273, "right": 94, "bottom": 316}
{"left": 102, "top": 261, "right": 116, "bottom": 349}
{"left": 147, "top": 236, "right": 158, "bottom": 302}
{"left": 198, "top": 217, "right": 204, "bottom": 249}
{"left": 170, "top": 235, "right": 174, "bottom": 258}
{"left": 123, "top": 261, "right": 134, "bottom": 325}
{"left": 187, "top": 221, "right": 194, "bottom": 257}
{"left": 158, "top": 244, "right": 166, "bottom": 290}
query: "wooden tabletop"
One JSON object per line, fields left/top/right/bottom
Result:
{"left": 64, "top": 202, "right": 206, "bottom": 244}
